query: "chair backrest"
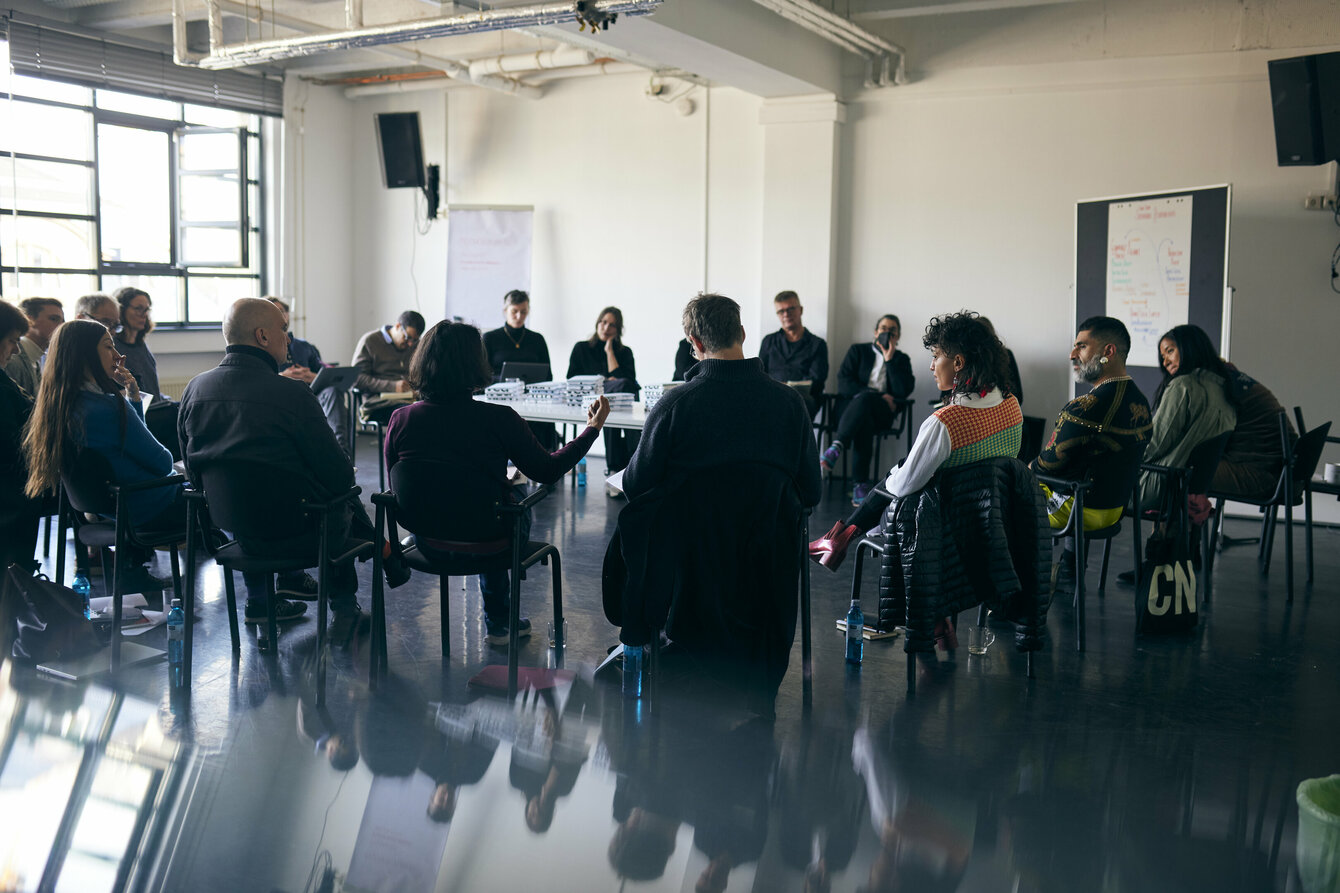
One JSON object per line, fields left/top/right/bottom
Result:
{"left": 1017, "top": 416, "right": 1047, "bottom": 465}
{"left": 59, "top": 445, "right": 116, "bottom": 518}
{"left": 1291, "top": 419, "right": 1333, "bottom": 485}
{"left": 389, "top": 459, "right": 511, "bottom": 542}
{"left": 1186, "top": 431, "right": 1233, "bottom": 495}
{"left": 197, "top": 460, "right": 310, "bottom": 540}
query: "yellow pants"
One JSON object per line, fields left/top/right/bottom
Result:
{"left": 1040, "top": 484, "right": 1124, "bottom": 533}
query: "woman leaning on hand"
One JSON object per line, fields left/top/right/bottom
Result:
{"left": 567, "top": 306, "right": 640, "bottom": 474}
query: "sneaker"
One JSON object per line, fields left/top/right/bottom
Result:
{"left": 820, "top": 441, "right": 843, "bottom": 473}
{"left": 331, "top": 607, "right": 371, "bottom": 644}
{"left": 485, "top": 618, "right": 532, "bottom": 646}
{"left": 243, "top": 599, "right": 308, "bottom": 624}
{"left": 276, "top": 571, "right": 319, "bottom": 601}
{"left": 852, "top": 482, "right": 873, "bottom": 506}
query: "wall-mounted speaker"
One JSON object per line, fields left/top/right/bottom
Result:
{"left": 1267, "top": 51, "right": 1340, "bottom": 166}
{"left": 375, "top": 112, "right": 426, "bottom": 189}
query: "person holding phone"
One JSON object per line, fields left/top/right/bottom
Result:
{"left": 23, "top": 319, "right": 183, "bottom": 593}
{"left": 820, "top": 315, "right": 916, "bottom": 504}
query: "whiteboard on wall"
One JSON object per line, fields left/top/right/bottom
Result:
{"left": 445, "top": 205, "right": 533, "bottom": 328}
{"left": 1075, "top": 184, "right": 1231, "bottom": 400}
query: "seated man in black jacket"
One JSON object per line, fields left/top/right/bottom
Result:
{"left": 179, "top": 299, "right": 406, "bottom": 644}
{"left": 820, "top": 314, "right": 916, "bottom": 504}
{"left": 609, "top": 294, "right": 821, "bottom": 700}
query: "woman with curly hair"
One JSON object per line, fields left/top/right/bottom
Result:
{"left": 809, "top": 311, "right": 1022, "bottom": 572}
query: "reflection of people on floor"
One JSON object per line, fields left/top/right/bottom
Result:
{"left": 297, "top": 695, "right": 359, "bottom": 771}
{"left": 421, "top": 721, "right": 498, "bottom": 824}
{"left": 509, "top": 683, "right": 592, "bottom": 833}
{"left": 852, "top": 726, "right": 974, "bottom": 893}
{"left": 776, "top": 725, "right": 866, "bottom": 893}
{"left": 603, "top": 696, "right": 774, "bottom": 890}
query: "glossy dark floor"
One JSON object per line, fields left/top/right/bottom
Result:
{"left": 4, "top": 436, "right": 1339, "bottom": 893}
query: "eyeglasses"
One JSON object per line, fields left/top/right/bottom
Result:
{"left": 94, "top": 317, "right": 119, "bottom": 330}
{"left": 776, "top": 306, "right": 801, "bottom": 316}
{"left": 127, "top": 304, "right": 151, "bottom": 315}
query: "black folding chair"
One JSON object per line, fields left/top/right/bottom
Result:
{"left": 1292, "top": 407, "right": 1339, "bottom": 585}
{"left": 370, "top": 458, "right": 563, "bottom": 700}
{"left": 1137, "top": 431, "right": 1231, "bottom": 601}
{"left": 57, "top": 447, "right": 185, "bottom": 671}
{"left": 185, "top": 461, "right": 373, "bottom": 673}
{"left": 1206, "top": 413, "right": 1331, "bottom": 601}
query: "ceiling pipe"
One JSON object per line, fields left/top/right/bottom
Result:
{"left": 343, "top": 59, "right": 643, "bottom": 98}
{"left": 183, "top": 0, "right": 661, "bottom": 71}
{"left": 173, "top": 0, "right": 543, "bottom": 98}
{"left": 747, "top": 0, "right": 906, "bottom": 87}
{"left": 467, "top": 47, "right": 594, "bottom": 79}
{"left": 346, "top": 0, "right": 362, "bottom": 29}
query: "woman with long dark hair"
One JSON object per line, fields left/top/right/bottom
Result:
{"left": 809, "top": 311, "right": 1023, "bottom": 572}
{"left": 385, "top": 321, "right": 609, "bottom": 644}
{"left": 23, "top": 319, "right": 182, "bottom": 591}
{"left": 1139, "top": 324, "right": 1236, "bottom": 510}
{"left": 567, "top": 306, "right": 640, "bottom": 473}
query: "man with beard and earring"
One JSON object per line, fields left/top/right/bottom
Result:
{"left": 1031, "top": 316, "right": 1152, "bottom": 538}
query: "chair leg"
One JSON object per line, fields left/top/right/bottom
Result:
{"left": 377, "top": 426, "right": 387, "bottom": 492}
{"left": 168, "top": 547, "right": 183, "bottom": 603}
{"left": 439, "top": 577, "right": 450, "bottom": 658}
{"left": 1075, "top": 537, "right": 1086, "bottom": 653}
{"left": 222, "top": 569, "right": 240, "bottom": 653}
{"left": 1202, "top": 521, "right": 1213, "bottom": 605}
{"left": 265, "top": 576, "right": 279, "bottom": 653}
{"left": 1304, "top": 487, "right": 1314, "bottom": 585}
{"left": 1097, "top": 537, "right": 1112, "bottom": 598}
{"left": 1284, "top": 499, "right": 1294, "bottom": 603}
{"left": 42, "top": 511, "right": 51, "bottom": 558}
{"left": 549, "top": 552, "right": 564, "bottom": 649}
{"left": 799, "top": 516, "right": 812, "bottom": 684}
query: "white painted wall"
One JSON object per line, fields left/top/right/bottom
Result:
{"left": 347, "top": 75, "right": 765, "bottom": 384}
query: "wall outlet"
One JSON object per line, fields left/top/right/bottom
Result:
{"left": 1304, "top": 193, "right": 1337, "bottom": 210}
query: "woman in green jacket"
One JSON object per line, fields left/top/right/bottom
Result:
{"left": 1139, "top": 324, "right": 1236, "bottom": 511}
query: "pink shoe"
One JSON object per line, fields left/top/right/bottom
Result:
{"left": 808, "top": 522, "right": 860, "bottom": 572}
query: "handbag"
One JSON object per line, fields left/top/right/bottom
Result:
{"left": 1136, "top": 476, "right": 1199, "bottom": 634}
{"left": 2, "top": 563, "right": 107, "bottom": 663}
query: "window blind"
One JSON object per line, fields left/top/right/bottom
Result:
{"left": 3, "top": 17, "right": 283, "bottom": 117}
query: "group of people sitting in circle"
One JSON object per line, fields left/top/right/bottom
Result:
{"left": 0, "top": 280, "right": 1297, "bottom": 662}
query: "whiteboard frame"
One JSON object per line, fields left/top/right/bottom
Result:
{"left": 1071, "top": 183, "right": 1232, "bottom": 397}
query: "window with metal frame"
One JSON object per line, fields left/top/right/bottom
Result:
{"left": 0, "top": 39, "right": 269, "bottom": 328}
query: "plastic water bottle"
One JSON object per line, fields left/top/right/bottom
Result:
{"left": 622, "top": 643, "right": 642, "bottom": 698}
{"left": 167, "top": 598, "right": 186, "bottom": 689}
{"left": 73, "top": 572, "right": 93, "bottom": 619}
{"left": 845, "top": 600, "right": 864, "bottom": 665}
{"left": 577, "top": 458, "right": 587, "bottom": 488}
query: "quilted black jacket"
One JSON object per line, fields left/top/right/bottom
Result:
{"left": 877, "top": 456, "right": 1051, "bottom": 654}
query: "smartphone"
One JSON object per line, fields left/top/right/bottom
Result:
{"left": 876, "top": 331, "right": 894, "bottom": 350}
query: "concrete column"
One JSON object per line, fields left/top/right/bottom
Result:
{"left": 757, "top": 94, "right": 845, "bottom": 389}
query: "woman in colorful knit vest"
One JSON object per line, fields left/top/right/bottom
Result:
{"left": 809, "top": 311, "right": 1023, "bottom": 572}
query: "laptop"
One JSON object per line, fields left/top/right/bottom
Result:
{"left": 310, "top": 365, "right": 360, "bottom": 394}
{"left": 498, "top": 362, "right": 553, "bottom": 385}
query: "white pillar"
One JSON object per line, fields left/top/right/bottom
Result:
{"left": 757, "top": 94, "right": 845, "bottom": 390}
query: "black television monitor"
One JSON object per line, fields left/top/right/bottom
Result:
{"left": 1267, "top": 51, "right": 1340, "bottom": 166}
{"left": 375, "top": 112, "right": 426, "bottom": 188}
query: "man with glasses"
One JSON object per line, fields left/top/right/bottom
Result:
{"left": 3, "top": 297, "right": 63, "bottom": 398}
{"left": 74, "top": 293, "right": 121, "bottom": 332}
{"left": 758, "top": 291, "right": 828, "bottom": 419}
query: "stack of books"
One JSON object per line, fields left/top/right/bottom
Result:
{"left": 484, "top": 381, "right": 525, "bottom": 402}
{"left": 563, "top": 375, "right": 606, "bottom": 407}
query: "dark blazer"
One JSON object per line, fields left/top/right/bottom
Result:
{"left": 879, "top": 457, "right": 1051, "bottom": 653}
{"left": 284, "top": 334, "right": 324, "bottom": 373}
{"left": 836, "top": 344, "right": 915, "bottom": 399}
{"left": 178, "top": 346, "right": 354, "bottom": 503}
{"left": 603, "top": 463, "right": 804, "bottom": 695}
{"left": 672, "top": 339, "right": 697, "bottom": 382}
{"left": 567, "top": 340, "right": 637, "bottom": 392}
